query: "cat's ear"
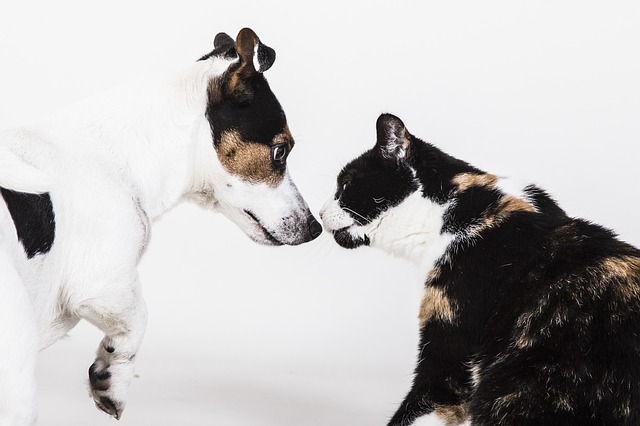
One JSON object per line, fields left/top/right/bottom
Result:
{"left": 376, "top": 113, "right": 411, "bottom": 160}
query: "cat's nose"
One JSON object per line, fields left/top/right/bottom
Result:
{"left": 319, "top": 198, "right": 332, "bottom": 220}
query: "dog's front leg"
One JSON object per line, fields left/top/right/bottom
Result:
{"left": 76, "top": 276, "right": 148, "bottom": 419}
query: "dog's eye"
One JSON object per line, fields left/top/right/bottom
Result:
{"left": 271, "top": 144, "right": 289, "bottom": 165}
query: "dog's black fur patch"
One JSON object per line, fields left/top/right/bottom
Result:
{"left": 206, "top": 71, "right": 287, "bottom": 148}
{"left": 1, "top": 188, "right": 55, "bottom": 258}
{"left": 331, "top": 114, "right": 640, "bottom": 425}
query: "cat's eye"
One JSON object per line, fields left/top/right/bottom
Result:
{"left": 336, "top": 179, "right": 350, "bottom": 200}
{"left": 340, "top": 180, "right": 351, "bottom": 194}
{"left": 271, "top": 143, "right": 289, "bottom": 165}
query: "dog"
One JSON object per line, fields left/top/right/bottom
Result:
{"left": 320, "top": 113, "right": 640, "bottom": 425}
{"left": 0, "top": 28, "right": 321, "bottom": 425}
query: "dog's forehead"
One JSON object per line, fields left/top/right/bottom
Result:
{"left": 234, "top": 75, "right": 288, "bottom": 144}
{"left": 207, "top": 73, "right": 287, "bottom": 139}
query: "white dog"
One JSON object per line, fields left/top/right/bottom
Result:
{"left": 0, "top": 28, "right": 321, "bottom": 425}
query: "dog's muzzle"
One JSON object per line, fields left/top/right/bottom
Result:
{"left": 244, "top": 209, "right": 322, "bottom": 245}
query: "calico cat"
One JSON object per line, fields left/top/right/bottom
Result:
{"left": 320, "top": 113, "right": 640, "bottom": 426}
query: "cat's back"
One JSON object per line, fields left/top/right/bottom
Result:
{"left": 474, "top": 213, "right": 640, "bottom": 425}
{"left": 525, "top": 216, "right": 640, "bottom": 323}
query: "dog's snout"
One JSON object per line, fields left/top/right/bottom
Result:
{"left": 308, "top": 215, "right": 323, "bottom": 240}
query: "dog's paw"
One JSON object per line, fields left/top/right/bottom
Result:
{"left": 88, "top": 357, "right": 133, "bottom": 420}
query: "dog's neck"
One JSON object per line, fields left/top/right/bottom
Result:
{"left": 134, "top": 60, "right": 227, "bottom": 220}
{"left": 80, "top": 58, "right": 234, "bottom": 221}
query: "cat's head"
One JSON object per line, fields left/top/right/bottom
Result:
{"left": 320, "top": 113, "right": 477, "bottom": 262}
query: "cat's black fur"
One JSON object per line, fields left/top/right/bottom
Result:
{"left": 324, "top": 113, "right": 640, "bottom": 425}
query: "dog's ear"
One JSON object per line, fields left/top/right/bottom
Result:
{"left": 226, "top": 28, "right": 276, "bottom": 105}
{"left": 235, "top": 27, "right": 276, "bottom": 73}
{"left": 376, "top": 113, "right": 411, "bottom": 160}
{"left": 198, "top": 32, "right": 236, "bottom": 61}
{"left": 214, "top": 32, "right": 234, "bottom": 50}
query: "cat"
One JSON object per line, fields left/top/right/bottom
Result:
{"left": 320, "top": 113, "right": 640, "bottom": 425}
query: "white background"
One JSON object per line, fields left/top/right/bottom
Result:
{"left": 1, "top": 1, "right": 639, "bottom": 425}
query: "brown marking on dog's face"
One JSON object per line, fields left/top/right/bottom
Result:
{"left": 433, "top": 404, "right": 469, "bottom": 425}
{"left": 419, "top": 286, "right": 455, "bottom": 327}
{"left": 273, "top": 126, "right": 294, "bottom": 148}
{"left": 426, "top": 265, "right": 442, "bottom": 283}
{"left": 452, "top": 172, "right": 499, "bottom": 192}
{"left": 216, "top": 128, "right": 293, "bottom": 186}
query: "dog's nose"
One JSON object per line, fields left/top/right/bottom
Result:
{"left": 308, "top": 216, "right": 323, "bottom": 240}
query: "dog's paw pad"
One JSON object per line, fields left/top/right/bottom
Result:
{"left": 89, "top": 360, "right": 111, "bottom": 391}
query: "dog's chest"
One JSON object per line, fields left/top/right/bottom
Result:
{"left": 0, "top": 188, "right": 55, "bottom": 258}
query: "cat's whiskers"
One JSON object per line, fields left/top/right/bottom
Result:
{"left": 342, "top": 207, "right": 367, "bottom": 226}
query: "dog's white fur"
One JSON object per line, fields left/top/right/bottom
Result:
{"left": 0, "top": 38, "right": 311, "bottom": 424}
